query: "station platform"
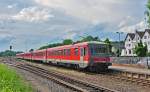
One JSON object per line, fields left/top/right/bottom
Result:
{"left": 109, "top": 65, "right": 150, "bottom": 75}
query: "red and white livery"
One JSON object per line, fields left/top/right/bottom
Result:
{"left": 16, "top": 41, "right": 112, "bottom": 71}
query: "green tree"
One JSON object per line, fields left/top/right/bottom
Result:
{"left": 0, "top": 50, "right": 23, "bottom": 57}
{"left": 116, "top": 49, "right": 120, "bottom": 57}
{"left": 38, "top": 43, "right": 63, "bottom": 50}
{"left": 134, "top": 41, "right": 147, "bottom": 57}
{"left": 63, "top": 39, "right": 73, "bottom": 45}
{"left": 146, "top": 0, "right": 150, "bottom": 27}
{"left": 29, "top": 49, "right": 34, "bottom": 52}
{"left": 38, "top": 36, "right": 101, "bottom": 50}
{"left": 104, "top": 38, "right": 112, "bottom": 53}
{"left": 81, "top": 35, "right": 100, "bottom": 42}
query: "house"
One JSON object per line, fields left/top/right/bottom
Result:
{"left": 142, "top": 29, "right": 150, "bottom": 52}
{"left": 122, "top": 30, "right": 146, "bottom": 56}
{"left": 123, "top": 33, "right": 136, "bottom": 56}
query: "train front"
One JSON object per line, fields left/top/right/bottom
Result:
{"left": 88, "top": 42, "right": 112, "bottom": 71}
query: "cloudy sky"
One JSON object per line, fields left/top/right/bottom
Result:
{"left": 0, "top": 0, "right": 148, "bottom": 51}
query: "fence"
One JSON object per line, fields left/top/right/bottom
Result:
{"left": 111, "top": 57, "right": 148, "bottom": 64}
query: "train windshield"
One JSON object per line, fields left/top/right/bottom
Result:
{"left": 90, "top": 44, "right": 109, "bottom": 56}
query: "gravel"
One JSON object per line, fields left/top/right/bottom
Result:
{"left": 15, "top": 68, "right": 74, "bottom": 92}
{"left": 23, "top": 60, "right": 150, "bottom": 92}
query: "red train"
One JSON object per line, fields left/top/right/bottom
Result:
{"left": 16, "top": 41, "right": 112, "bottom": 71}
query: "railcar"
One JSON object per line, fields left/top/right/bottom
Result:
{"left": 16, "top": 41, "right": 112, "bottom": 71}
{"left": 32, "top": 49, "right": 46, "bottom": 61}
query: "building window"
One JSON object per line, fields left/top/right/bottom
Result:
{"left": 144, "top": 36, "right": 147, "bottom": 39}
{"left": 129, "top": 39, "right": 130, "bottom": 41}
{"left": 128, "top": 44, "right": 131, "bottom": 47}
{"left": 129, "top": 49, "right": 131, "bottom": 54}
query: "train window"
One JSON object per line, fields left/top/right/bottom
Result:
{"left": 67, "top": 49, "right": 71, "bottom": 56}
{"left": 64, "top": 49, "right": 66, "bottom": 56}
{"left": 57, "top": 50, "right": 59, "bottom": 55}
{"left": 36, "top": 52, "right": 43, "bottom": 56}
{"left": 52, "top": 51, "right": 55, "bottom": 56}
{"left": 55, "top": 51, "right": 58, "bottom": 56}
{"left": 63, "top": 49, "right": 71, "bottom": 56}
{"left": 55, "top": 51, "right": 57, "bottom": 56}
{"left": 53, "top": 51, "right": 55, "bottom": 56}
{"left": 74, "top": 48, "right": 78, "bottom": 56}
{"left": 90, "top": 45, "right": 108, "bottom": 56}
{"left": 58, "top": 50, "right": 62, "bottom": 56}
{"left": 61, "top": 50, "right": 63, "bottom": 56}
{"left": 81, "top": 48, "right": 84, "bottom": 56}
{"left": 84, "top": 47, "right": 87, "bottom": 56}
{"left": 48, "top": 51, "right": 51, "bottom": 56}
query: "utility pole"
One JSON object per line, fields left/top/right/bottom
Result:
{"left": 9, "top": 45, "right": 12, "bottom": 61}
{"left": 116, "top": 32, "right": 123, "bottom": 57}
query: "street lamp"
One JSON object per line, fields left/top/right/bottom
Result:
{"left": 144, "top": 11, "right": 148, "bottom": 29}
{"left": 116, "top": 32, "right": 123, "bottom": 57}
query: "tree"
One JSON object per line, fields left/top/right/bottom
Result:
{"left": 38, "top": 35, "right": 101, "bottom": 50}
{"left": 146, "top": 0, "right": 150, "bottom": 27}
{"left": 0, "top": 50, "right": 23, "bottom": 57}
{"left": 29, "top": 49, "right": 34, "bottom": 52}
{"left": 116, "top": 49, "right": 120, "bottom": 57}
{"left": 38, "top": 43, "right": 63, "bottom": 50}
{"left": 134, "top": 41, "right": 147, "bottom": 57}
{"left": 81, "top": 35, "right": 100, "bottom": 42}
{"left": 104, "top": 38, "right": 112, "bottom": 53}
{"left": 38, "top": 39, "right": 73, "bottom": 50}
{"left": 63, "top": 39, "right": 73, "bottom": 45}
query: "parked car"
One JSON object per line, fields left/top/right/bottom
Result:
{"left": 137, "top": 57, "right": 150, "bottom": 69}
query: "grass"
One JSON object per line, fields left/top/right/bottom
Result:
{"left": 0, "top": 64, "right": 33, "bottom": 92}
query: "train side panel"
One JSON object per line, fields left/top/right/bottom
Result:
{"left": 46, "top": 44, "right": 89, "bottom": 68}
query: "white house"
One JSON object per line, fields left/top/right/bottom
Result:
{"left": 122, "top": 30, "right": 145, "bottom": 56}
{"left": 123, "top": 33, "right": 136, "bottom": 56}
{"left": 142, "top": 29, "right": 150, "bottom": 52}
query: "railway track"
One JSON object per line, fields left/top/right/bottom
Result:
{"left": 3, "top": 58, "right": 150, "bottom": 91}
{"left": 3, "top": 61, "right": 118, "bottom": 92}
{"left": 98, "top": 70, "right": 150, "bottom": 87}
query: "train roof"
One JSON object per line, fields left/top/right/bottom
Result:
{"left": 47, "top": 41, "right": 106, "bottom": 50}
{"left": 17, "top": 41, "right": 106, "bottom": 55}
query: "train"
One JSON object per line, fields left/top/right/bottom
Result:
{"left": 16, "top": 41, "right": 112, "bottom": 71}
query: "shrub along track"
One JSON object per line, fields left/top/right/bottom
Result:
{"left": 3, "top": 60, "right": 118, "bottom": 92}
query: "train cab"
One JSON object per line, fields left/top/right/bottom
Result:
{"left": 86, "top": 42, "right": 111, "bottom": 70}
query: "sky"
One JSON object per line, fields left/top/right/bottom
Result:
{"left": 0, "top": 0, "right": 148, "bottom": 51}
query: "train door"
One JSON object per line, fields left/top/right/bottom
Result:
{"left": 45, "top": 49, "right": 48, "bottom": 63}
{"left": 80, "top": 47, "right": 84, "bottom": 64}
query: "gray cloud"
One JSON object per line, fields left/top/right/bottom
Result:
{"left": 0, "top": 0, "right": 147, "bottom": 51}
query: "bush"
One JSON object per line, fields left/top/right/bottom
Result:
{"left": 0, "top": 64, "right": 33, "bottom": 92}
